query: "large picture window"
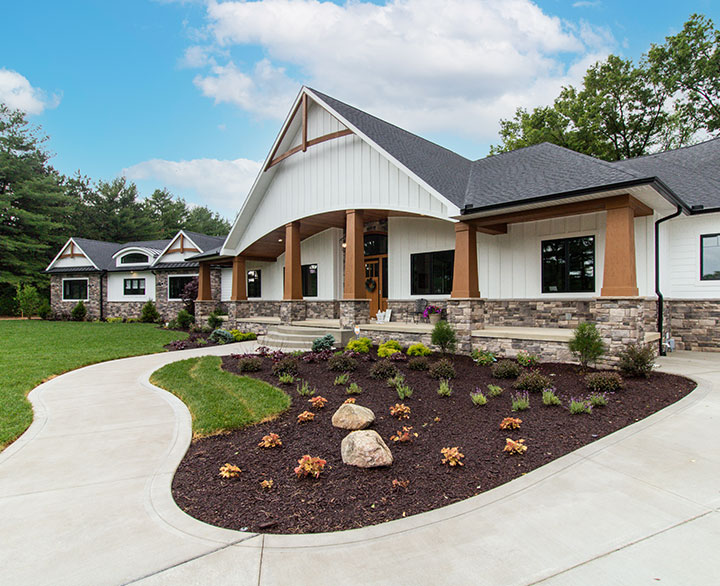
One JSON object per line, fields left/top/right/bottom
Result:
{"left": 63, "top": 279, "right": 88, "bottom": 301}
{"left": 302, "top": 264, "right": 318, "bottom": 297}
{"left": 247, "top": 270, "right": 261, "bottom": 298}
{"left": 542, "top": 236, "right": 595, "bottom": 293}
{"left": 123, "top": 278, "right": 146, "bottom": 296}
{"left": 168, "top": 275, "right": 195, "bottom": 300}
{"left": 411, "top": 250, "right": 454, "bottom": 295}
{"left": 701, "top": 234, "right": 720, "bottom": 280}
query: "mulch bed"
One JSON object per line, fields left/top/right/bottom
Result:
{"left": 171, "top": 351, "right": 695, "bottom": 534}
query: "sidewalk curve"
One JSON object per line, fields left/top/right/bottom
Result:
{"left": 0, "top": 349, "right": 718, "bottom": 586}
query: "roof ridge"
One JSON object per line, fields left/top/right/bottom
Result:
{"left": 540, "top": 142, "right": 643, "bottom": 181}
{"left": 614, "top": 135, "right": 720, "bottom": 163}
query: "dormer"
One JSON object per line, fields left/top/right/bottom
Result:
{"left": 112, "top": 247, "right": 157, "bottom": 268}
{"left": 46, "top": 239, "right": 97, "bottom": 270}
{"left": 152, "top": 231, "right": 202, "bottom": 265}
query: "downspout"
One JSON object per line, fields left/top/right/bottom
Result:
{"left": 654, "top": 206, "right": 682, "bottom": 356}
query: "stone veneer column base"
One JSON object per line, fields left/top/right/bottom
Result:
{"left": 446, "top": 299, "right": 486, "bottom": 353}
{"left": 339, "top": 299, "right": 370, "bottom": 329}
{"left": 194, "top": 300, "right": 216, "bottom": 327}
{"left": 280, "top": 300, "right": 307, "bottom": 324}
{"left": 589, "top": 297, "right": 658, "bottom": 366}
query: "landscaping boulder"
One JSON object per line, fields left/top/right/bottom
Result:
{"left": 341, "top": 430, "right": 393, "bottom": 468}
{"left": 331, "top": 404, "right": 375, "bottom": 430}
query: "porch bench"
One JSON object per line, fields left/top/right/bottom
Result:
{"left": 472, "top": 326, "right": 574, "bottom": 343}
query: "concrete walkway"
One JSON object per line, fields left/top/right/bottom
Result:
{"left": 1, "top": 349, "right": 718, "bottom": 585}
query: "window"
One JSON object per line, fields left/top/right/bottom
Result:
{"left": 168, "top": 275, "right": 195, "bottom": 300}
{"left": 301, "top": 264, "right": 318, "bottom": 297}
{"left": 247, "top": 270, "right": 261, "bottom": 297}
{"left": 63, "top": 279, "right": 88, "bottom": 301}
{"left": 364, "top": 233, "right": 387, "bottom": 256}
{"left": 541, "top": 236, "right": 595, "bottom": 293}
{"left": 411, "top": 250, "right": 454, "bottom": 295}
{"left": 123, "top": 278, "right": 146, "bottom": 296}
{"left": 120, "top": 253, "right": 149, "bottom": 264}
{"left": 701, "top": 234, "right": 720, "bottom": 280}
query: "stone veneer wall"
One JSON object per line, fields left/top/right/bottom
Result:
{"left": 664, "top": 299, "right": 720, "bottom": 351}
{"left": 588, "top": 298, "right": 658, "bottom": 365}
{"left": 475, "top": 338, "right": 575, "bottom": 363}
{"left": 105, "top": 301, "right": 146, "bottom": 320}
{"left": 50, "top": 273, "right": 104, "bottom": 319}
{"left": 386, "top": 300, "right": 427, "bottom": 323}
{"left": 483, "top": 299, "right": 593, "bottom": 328}
{"left": 305, "top": 301, "right": 339, "bottom": 319}
{"left": 157, "top": 269, "right": 221, "bottom": 323}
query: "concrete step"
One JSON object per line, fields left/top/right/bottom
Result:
{"left": 261, "top": 324, "right": 354, "bottom": 350}
{"left": 260, "top": 336, "right": 315, "bottom": 351}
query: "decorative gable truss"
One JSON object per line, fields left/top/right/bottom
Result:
{"left": 46, "top": 239, "right": 97, "bottom": 270}
{"left": 152, "top": 231, "right": 202, "bottom": 265}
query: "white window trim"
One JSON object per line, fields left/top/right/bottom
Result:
{"left": 167, "top": 274, "right": 198, "bottom": 301}
{"left": 118, "top": 255, "right": 150, "bottom": 267}
{"left": 61, "top": 277, "right": 89, "bottom": 302}
{"left": 123, "top": 277, "right": 147, "bottom": 297}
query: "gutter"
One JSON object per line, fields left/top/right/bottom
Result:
{"left": 654, "top": 206, "right": 683, "bottom": 356}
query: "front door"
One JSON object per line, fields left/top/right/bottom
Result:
{"left": 364, "top": 256, "right": 388, "bottom": 317}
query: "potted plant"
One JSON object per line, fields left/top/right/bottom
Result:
{"left": 423, "top": 304, "right": 442, "bottom": 325}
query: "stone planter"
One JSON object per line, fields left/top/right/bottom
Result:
{"left": 429, "top": 313, "right": 441, "bottom": 325}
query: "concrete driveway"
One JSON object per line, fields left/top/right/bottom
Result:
{"left": 0, "top": 347, "right": 718, "bottom": 586}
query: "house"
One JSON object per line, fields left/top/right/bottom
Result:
{"left": 45, "top": 230, "right": 225, "bottom": 321}
{"left": 46, "top": 86, "right": 720, "bottom": 359}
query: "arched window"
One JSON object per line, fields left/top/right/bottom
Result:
{"left": 120, "top": 252, "right": 149, "bottom": 264}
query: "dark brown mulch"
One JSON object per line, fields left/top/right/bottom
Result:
{"left": 171, "top": 352, "right": 695, "bottom": 534}
{"left": 163, "top": 332, "right": 218, "bottom": 351}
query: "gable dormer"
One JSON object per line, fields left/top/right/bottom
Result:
{"left": 46, "top": 239, "right": 97, "bottom": 270}
{"left": 152, "top": 231, "right": 202, "bottom": 265}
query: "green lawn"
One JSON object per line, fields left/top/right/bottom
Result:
{"left": 150, "top": 356, "right": 291, "bottom": 436}
{"left": 0, "top": 320, "right": 187, "bottom": 450}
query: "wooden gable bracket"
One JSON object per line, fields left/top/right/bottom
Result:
{"left": 264, "top": 93, "right": 353, "bottom": 171}
{"left": 59, "top": 241, "right": 86, "bottom": 259}
{"left": 167, "top": 233, "right": 200, "bottom": 254}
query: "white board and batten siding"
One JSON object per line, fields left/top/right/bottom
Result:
{"left": 663, "top": 212, "right": 720, "bottom": 298}
{"left": 235, "top": 102, "right": 453, "bottom": 254}
{"left": 107, "top": 272, "right": 156, "bottom": 302}
{"left": 52, "top": 255, "right": 94, "bottom": 269}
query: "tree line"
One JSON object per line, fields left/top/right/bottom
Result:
{"left": 0, "top": 105, "right": 231, "bottom": 314}
{"left": 491, "top": 14, "right": 720, "bottom": 160}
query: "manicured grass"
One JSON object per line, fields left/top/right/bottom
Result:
{"left": 0, "top": 320, "right": 187, "bottom": 450}
{"left": 150, "top": 356, "right": 291, "bottom": 436}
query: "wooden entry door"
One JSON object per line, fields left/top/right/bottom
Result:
{"left": 364, "top": 256, "right": 388, "bottom": 317}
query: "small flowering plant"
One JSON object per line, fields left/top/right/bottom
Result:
{"left": 258, "top": 433, "right": 282, "bottom": 448}
{"left": 503, "top": 438, "right": 527, "bottom": 455}
{"left": 309, "top": 396, "right": 328, "bottom": 409}
{"left": 423, "top": 304, "right": 442, "bottom": 318}
{"left": 390, "top": 426, "right": 418, "bottom": 443}
{"left": 441, "top": 447, "right": 465, "bottom": 466}
{"left": 499, "top": 417, "right": 522, "bottom": 430}
{"left": 390, "top": 403, "right": 411, "bottom": 419}
{"left": 294, "top": 455, "right": 327, "bottom": 478}
{"left": 260, "top": 479, "right": 274, "bottom": 490}
{"left": 297, "top": 410, "right": 316, "bottom": 423}
{"left": 219, "top": 463, "right": 242, "bottom": 478}
{"left": 343, "top": 397, "right": 356, "bottom": 404}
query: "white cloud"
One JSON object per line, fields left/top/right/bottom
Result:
{"left": 123, "top": 157, "right": 262, "bottom": 218}
{"left": 0, "top": 69, "right": 60, "bottom": 114}
{"left": 182, "top": 0, "right": 615, "bottom": 142}
{"left": 572, "top": 1, "right": 601, "bottom": 7}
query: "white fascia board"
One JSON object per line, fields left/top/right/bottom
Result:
{"left": 151, "top": 230, "right": 202, "bottom": 267}
{"left": 46, "top": 238, "right": 99, "bottom": 270}
{"left": 111, "top": 246, "right": 159, "bottom": 260}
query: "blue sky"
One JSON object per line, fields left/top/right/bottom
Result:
{"left": 2, "top": 0, "right": 718, "bottom": 218}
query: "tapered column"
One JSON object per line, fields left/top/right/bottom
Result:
{"left": 343, "top": 209, "right": 365, "bottom": 299}
{"left": 451, "top": 221, "right": 480, "bottom": 298}
{"left": 197, "top": 261, "right": 212, "bottom": 301}
{"left": 284, "top": 221, "right": 303, "bottom": 300}
{"left": 230, "top": 255, "right": 247, "bottom": 301}
{"left": 601, "top": 204, "right": 639, "bottom": 296}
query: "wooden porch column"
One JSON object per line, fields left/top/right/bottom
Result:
{"left": 601, "top": 203, "right": 639, "bottom": 296}
{"left": 284, "top": 221, "right": 303, "bottom": 300}
{"left": 197, "top": 261, "right": 212, "bottom": 301}
{"left": 230, "top": 255, "right": 247, "bottom": 301}
{"left": 343, "top": 209, "right": 365, "bottom": 299}
{"left": 451, "top": 222, "right": 480, "bottom": 298}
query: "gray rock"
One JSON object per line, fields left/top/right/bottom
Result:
{"left": 331, "top": 403, "right": 375, "bottom": 430}
{"left": 341, "top": 430, "right": 393, "bottom": 468}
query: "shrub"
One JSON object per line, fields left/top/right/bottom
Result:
{"left": 491, "top": 360, "right": 522, "bottom": 379}
{"left": 618, "top": 344, "right": 656, "bottom": 378}
{"left": 71, "top": 300, "right": 87, "bottom": 321}
{"left": 296, "top": 380, "right": 315, "bottom": 396}
{"left": 346, "top": 337, "right": 372, "bottom": 353}
{"left": 312, "top": 334, "right": 335, "bottom": 352}
{"left": 180, "top": 277, "right": 198, "bottom": 314}
{"left": 219, "top": 463, "right": 241, "bottom": 478}
{"left": 542, "top": 388, "right": 562, "bottom": 406}
{"left": 387, "top": 373, "right": 405, "bottom": 388}
{"left": 569, "top": 322, "right": 605, "bottom": 369}
{"left": 589, "top": 392, "right": 608, "bottom": 407}
{"left": 258, "top": 433, "right": 282, "bottom": 448}
{"left": 237, "top": 356, "right": 262, "bottom": 373}
{"left": 585, "top": 371, "right": 623, "bottom": 392}
{"left": 431, "top": 320, "right": 457, "bottom": 353}
{"left": 209, "top": 328, "right": 235, "bottom": 344}
{"left": 176, "top": 309, "right": 194, "bottom": 329}
{"left": 408, "top": 357, "right": 429, "bottom": 371}
{"left": 346, "top": 382, "right": 363, "bottom": 395}
{"left": 440, "top": 447, "right": 465, "bottom": 466}
{"left": 487, "top": 384, "right": 504, "bottom": 397}
{"left": 499, "top": 417, "right": 522, "bottom": 430}
{"left": 514, "top": 370, "right": 552, "bottom": 393}
{"left": 389, "top": 351, "right": 407, "bottom": 362}
{"left": 272, "top": 356, "right": 299, "bottom": 377}
{"left": 471, "top": 348, "right": 496, "bottom": 366}
{"left": 334, "top": 373, "right": 350, "bottom": 386}
{"left": 390, "top": 403, "right": 411, "bottom": 419}
{"left": 503, "top": 438, "right": 527, "bottom": 455}
{"left": 470, "top": 389, "right": 487, "bottom": 406}
{"left": 429, "top": 358, "right": 456, "bottom": 380}
{"left": 511, "top": 391, "right": 530, "bottom": 411}
{"left": 378, "top": 339, "right": 402, "bottom": 358}
{"left": 370, "top": 360, "right": 398, "bottom": 380}
{"left": 37, "top": 299, "right": 52, "bottom": 320}
{"left": 309, "top": 396, "right": 328, "bottom": 409}
{"left": 407, "top": 343, "right": 431, "bottom": 356}
{"left": 302, "top": 350, "right": 333, "bottom": 363}
{"left": 390, "top": 426, "right": 417, "bottom": 443}
{"left": 277, "top": 373, "right": 295, "bottom": 385}
{"left": 231, "top": 330, "right": 257, "bottom": 342}
{"left": 437, "top": 379, "right": 453, "bottom": 397}
{"left": 294, "top": 455, "right": 326, "bottom": 478}
{"left": 297, "top": 410, "right": 315, "bottom": 423}
{"left": 207, "top": 310, "right": 223, "bottom": 329}
{"left": 395, "top": 383, "right": 413, "bottom": 400}
{"left": 516, "top": 351, "right": 539, "bottom": 367}
{"left": 569, "top": 397, "right": 592, "bottom": 414}
{"left": 328, "top": 353, "right": 358, "bottom": 372}
{"left": 139, "top": 300, "right": 161, "bottom": 323}
{"left": 14, "top": 284, "right": 40, "bottom": 318}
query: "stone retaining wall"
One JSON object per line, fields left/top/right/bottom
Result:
{"left": 664, "top": 299, "right": 720, "bottom": 351}
{"left": 474, "top": 337, "right": 575, "bottom": 363}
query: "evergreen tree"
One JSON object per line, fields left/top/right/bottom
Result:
{"left": 184, "top": 205, "right": 231, "bottom": 236}
{"left": 144, "top": 188, "right": 188, "bottom": 238}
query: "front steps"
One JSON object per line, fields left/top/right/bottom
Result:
{"left": 261, "top": 323, "right": 353, "bottom": 351}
